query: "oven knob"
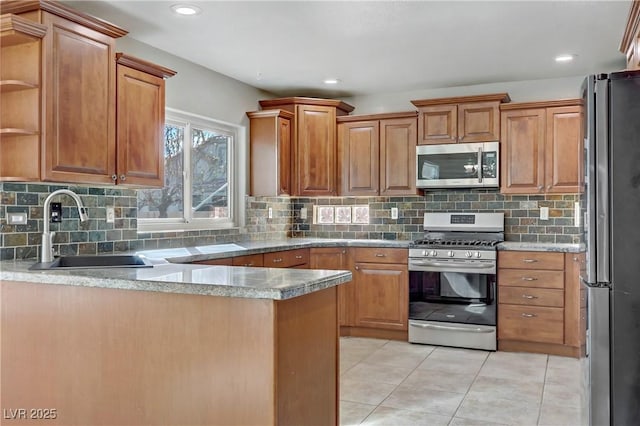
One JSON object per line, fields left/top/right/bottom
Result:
{"left": 475, "top": 252, "right": 482, "bottom": 258}
{"left": 448, "top": 251, "right": 454, "bottom": 257}
{"left": 422, "top": 250, "right": 427, "bottom": 256}
{"left": 430, "top": 250, "right": 438, "bottom": 257}
{"left": 465, "top": 251, "right": 472, "bottom": 258}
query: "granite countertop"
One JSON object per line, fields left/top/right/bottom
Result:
{"left": 0, "top": 238, "right": 584, "bottom": 300}
{"left": 497, "top": 242, "right": 585, "bottom": 253}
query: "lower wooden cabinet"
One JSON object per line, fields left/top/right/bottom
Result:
{"left": 264, "top": 248, "right": 309, "bottom": 268}
{"left": 310, "top": 247, "right": 352, "bottom": 326}
{"left": 497, "top": 250, "right": 584, "bottom": 357}
{"left": 353, "top": 261, "right": 408, "bottom": 331}
{"left": 310, "top": 247, "right": 409, "bottom": 339}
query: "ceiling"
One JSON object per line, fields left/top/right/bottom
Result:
{"left": 66, "top": 1, "right": 631, "bottom": 98}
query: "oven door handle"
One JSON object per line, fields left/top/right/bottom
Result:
{"left": 410, "top": 322, "right": 494, "bottom": 333}
{"left": 411, "top": 261, "right": 494, "bottom": 269}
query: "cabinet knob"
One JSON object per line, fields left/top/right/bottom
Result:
{"left": 547, "top": 185, "right": 551, "bottom": 190}
{"left": 119, "top": 174, "right": 126, "bottom": 181}
{"left": 342, "top": 250, "right": 346, "bottom": 254}
{"left": 538, "top": 185, "right": 543, "bottom": 191}
{"left": 295, "top": 255, "right": 303, "bottom": 259}
{"left": 355, "top": 265, "right": 359, "bottom": 270}
{"left": 375, "top": 253, "right": 386, "bottom": 257}
{"left": 111, "top": 174, "right": 117, "bottom": 181}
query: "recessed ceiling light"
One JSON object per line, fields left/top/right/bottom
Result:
{"left": 171, "top": 4, "right": 201, "bottom": 16}
{"left": 555, "top": 54, "right": 576, "bottom": 63}
{"left": 323, "top": 78, "right": 340, "bottom": 85}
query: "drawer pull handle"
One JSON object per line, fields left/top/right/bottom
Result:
{"left": 521, "top": 277, "right": 538, "bottom": 281}
{"left": 521, "top": 313, "right": 537, "bottom": 318}
{"left": 375, "top": 253, "right": 386, "bottom": 257}
{"left": 295, "top": 255, "right": 303, "bottom": 259}
{"left": 273, "top": 258, "right": 283, "bottom": 263}
{"left": 522, "top": 294, "right": 538, "bottom": 299}
{"left": 522, "top": 259, "right": 538, "bottom": 263}
{"left": 243, "top": 263, "right": 254, "bottom": 267}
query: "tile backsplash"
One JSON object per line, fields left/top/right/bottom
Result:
{"left": 0, "top": 182, "right": 580, "bottom": 261}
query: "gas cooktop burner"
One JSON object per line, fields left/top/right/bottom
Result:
{"left": 411, "top": 239, "right": 500, "bottom": 248}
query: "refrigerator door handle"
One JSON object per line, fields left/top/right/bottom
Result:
{"left": 595, "top": 77, "right": 611, "bottom": 284}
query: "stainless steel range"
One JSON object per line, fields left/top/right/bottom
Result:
{"left": 408, "top": 212, "right": 504, "bottom": 351}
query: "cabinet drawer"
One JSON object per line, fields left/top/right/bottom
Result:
{"left": 498, "top": 269, "right": 564, "bottom": 289}
{"left": 498, "top": 304, "right": 564, "bottom": 344}
{"left": 264, "top": 248, "right": 309, "bottom": 268}
{"left": 232, "top": 254, "right": 264, "bottom": 267}
{"left": 351, "top": 247, "right": 407, "bottom": 264}
{"left": 499, "top": 287, "right": 564, "bottom": 307}
{"left": 498, "top": 251, "right": 564, "bottom": 270}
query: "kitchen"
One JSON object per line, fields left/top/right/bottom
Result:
{"left": 0, "top": 0, "right": 638, "bottom": 425}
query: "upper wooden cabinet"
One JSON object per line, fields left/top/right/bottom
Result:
{"left": 115, "top": 54, "right": 176, "bottom": 187}
{"left": 500, "top": 100, "right": 582, "bottom": 194}
{"left": 257, "top": 97, "right": 354, "bottom": 196}
{"left": 620, "top": 0, "right": 640, "bottom": 70}
{"left": 247, "top": 109, "right": 294, "bottom": 196}
{"left": 0, "top": 13, "right": 47, "bottom": 181}
{"left": 411, "top": 93, "right": 510, "bottom": 145}
{"left": 0, "top": 2, "right": 174, "bottom": 187}
{"left": 337, "top": 111, "right": 417, "bottom": 196}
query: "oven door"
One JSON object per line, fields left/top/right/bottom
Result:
{"left": 408, "top": 258, "right": 496, "bottom": 326}
{"left": 416, "top": 141, "right": 499, "bottom": 189}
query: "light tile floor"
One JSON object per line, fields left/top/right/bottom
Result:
{"left": 340, "top": 337, "right": 584, "bottom": 426}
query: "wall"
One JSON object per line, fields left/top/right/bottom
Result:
{"left": 343, "top": 76, "right": 585, "bottom": 115}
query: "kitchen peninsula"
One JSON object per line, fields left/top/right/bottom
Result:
{"left": 1, "top": 255, "right": 351, "bottom": 425}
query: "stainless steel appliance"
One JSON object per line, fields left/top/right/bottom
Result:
{"left": 408, "top": 212, "right": 504, "bottom": 350}
{"left": 581, "top": 70, "right": 640, "bottom": 426}
{"left": 416, "top": 141, "right": 499, "bottom": 189}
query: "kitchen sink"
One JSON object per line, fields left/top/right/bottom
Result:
{"left": 29, "top": 255, "right": 153, "bottom": 270}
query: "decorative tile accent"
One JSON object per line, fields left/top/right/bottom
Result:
{"left": 335, "top": 206, "right": 352, "bottom": 224}
{"left": 316, "top": 206, "right": 334, "bottom": 224}
{"left": 352, "top": 205, "right": 370, "bottom": 224}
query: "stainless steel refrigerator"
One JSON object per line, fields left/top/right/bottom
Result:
{"left": 581, "top": 69, "right": 640, "bottom": 426}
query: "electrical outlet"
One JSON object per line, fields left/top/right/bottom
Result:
{"left": 540, "top": 206, "right": 549, "bottom": 220}
{"left": 7, "top": 212, "right": 27, "bottom": 225}
{"left": 106, "top": 207, "right": 115, "bottom": 223}
{"left": 300, "top": 207, "right": 307, "bottom": 220}
{"left": 574, "top": 202, "right": 581, "bottom": 227}
{"left": 268, "top": 207, "right": 273, "bottom": 219}
{"left": 391, "top": 207, "right": 398, "bottom": 220}
{"left": 50, "top": 202, "right": 62, "bottom": 222}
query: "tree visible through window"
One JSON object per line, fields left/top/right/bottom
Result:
{"left": 138, "top": 110, "right": 235, "bottom": 231}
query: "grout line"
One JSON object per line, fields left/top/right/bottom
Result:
{"left": 537, "top": 355, "right": 551, "bottom": 426}
{"left": 447, "top": 349, "right": 491, "bottom": 424}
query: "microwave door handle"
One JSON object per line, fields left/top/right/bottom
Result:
{"left": 477, "top": 146, "right": 483, "bottom": 183}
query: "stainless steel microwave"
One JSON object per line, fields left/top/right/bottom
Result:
{"left": 416, "top": 141, "right": 499, "bottom": 189}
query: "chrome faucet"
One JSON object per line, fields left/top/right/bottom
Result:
{"left": 41, "top": 189, "right": 89, "bottom": 263}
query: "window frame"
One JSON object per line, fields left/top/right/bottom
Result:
{"left": 137, "top": 108, "right": 245, "bottom": 233}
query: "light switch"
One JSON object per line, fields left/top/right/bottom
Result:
{"left": 268, "top": 208, "right": 273, "bottom": 219}
{"left": 391, "top": 207, "right": 398, "bottom": 220}
{"left": 106, "top": 207, "right": 115, "bottom": 223}
{"left": 540, "top": 207, "right": 549, "bottom": 220}
{"left": 300, "top": 207, "right": 307, "bottom": 220}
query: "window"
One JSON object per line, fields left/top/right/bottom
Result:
{"left": 137, "top": 108, "right": 243, "bottom": 232}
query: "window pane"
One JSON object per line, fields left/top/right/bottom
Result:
{"left": 137, "top": 124, "right": 184, "bottom": 219}
{"left": 191, "top": 127, "right": 229, "bottom": 219}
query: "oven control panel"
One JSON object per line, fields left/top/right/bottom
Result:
{"left": 409, "top": 248, "right": 496, "bottom": 260}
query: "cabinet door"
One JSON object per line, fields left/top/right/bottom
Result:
{"left": 310, "top": 248, "right": 352, "bottom": 326}
{"left": 417, "top": 105, "right": 457, "bottom": 144}
{"left": 500, "top": 109, "right": 546, "bottom": 194}
{"left": 564, "top": 253, "right": 585, "bottom": 348}
{"left": 295, "top": 105, "right": 336, "bottom": 196}
{"left": 380, "top": 117, "right": 417, "bottom": 196}
{"left": 545, "top": 106, "right": 582, "bottom": 193}
{"left": 41, "top": 12, "right": 116, "bottom": 184}
{"left": 116, "top": 64, "right": 165, "bottom": 187}
{"left": 278, "top": 117, "right": 292, "bottom": 195}
{"left": 338, "top": 121, "right": 379, "bottom": 196}
{"left": 458, "top": 101, "right": 500, "bottom": 143}
{"left": 354, "top": 262, "right": 408, "bottom": 331}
